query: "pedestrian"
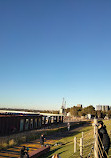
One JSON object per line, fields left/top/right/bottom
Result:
{"left": 98, "top": 121, "right": 110, "bottom": 158}
{"left": 40, "top": 134, "right": 46, "bottom": 147}
{"left": 67, "top": 122, "right": 70, "bottom": 131}
{"left": 20, "top": 146, "right": 25, "bottom": 158}
{"left": 20, "top": 146, "right": 29, "bottom": 158}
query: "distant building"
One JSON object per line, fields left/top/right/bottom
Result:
{"left": 60, "top": 106, "right": 65, "bottom": 114}
{"left": 96, "top": 105, "right": 102, "bottom": 111}
{"left": 81, "top": 116, "right": 85, "bottom": 119}
{"left": 105, "top": 105, "right": 109, "bottom": 112}
{"left": 77, "top": 104, "right": 82, "bottom": 108}
{"left": 96, "top": 105, "right": 109, "bottom": 112}
{"left": 85, "top": 114, "right": 95, "bottom": 119}
{"left": 102, "top": 105, "right": 105, "bottom": 111}
{"left": 87, "top": 114, "right": 91, "bottom": 119}
{"left": 67, "top": 112, "right": 71, "bottom": 116}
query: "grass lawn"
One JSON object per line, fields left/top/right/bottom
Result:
{"left": 40, "top": 119, "right": 111, "bottom": 158}
{"left": 40, "top": 124, "right": 94, "bottom": 158}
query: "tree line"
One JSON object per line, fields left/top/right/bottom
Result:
{"left": 65, "top": 105, "right": 111, "bottom": 118}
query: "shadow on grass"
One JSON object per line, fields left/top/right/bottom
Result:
{"left": 39, "top": 122, "right": 92, "bottom": 158}
{"left": 46, "top": 122, "right": 89, "bottom": 142}
{"left": 39, "top": 130, "right": 86, "bottom": 158}
{"left": 39, "top": 146, "right": 62, "bottom": 158}
{"left": 39, "top": 145, "right": 69, "bottom": 158}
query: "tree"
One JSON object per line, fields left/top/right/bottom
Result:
{"left": 83, "top": 105, "right": 95, "bottom": 115}
{"left": 65, "top": 108, "right": 70, "bottom": 113}
{"left": 96, "top": 110, "right": 102, "bottom": 118}
{"left": 78, "top": 111, "right": 86, "bottom": 117}
{"left": 107, "top": 110, "right": 111, "bottom": 118}
{"left": 70, "top": 106, "right": 78, "bottom": 116}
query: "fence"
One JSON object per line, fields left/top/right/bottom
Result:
{"left": 73, "top": 130, "right": 94, "bottom": 157}
{"left": 71, "top": 118, "right": 111, "bottom": 158}
{"left": 93, "top": 119, "right": 110, "bottom": 158}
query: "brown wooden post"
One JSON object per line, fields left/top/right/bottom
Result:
{"left": 94, "top": 118, "right": 99, "bottom": 158}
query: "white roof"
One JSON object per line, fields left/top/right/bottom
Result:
{"left": 40, "top": 113, "right": 63, "bottom": 116}
{"left": 0, "top": 110, "right": 40, "bottom": 114}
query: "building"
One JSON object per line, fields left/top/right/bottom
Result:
{"left": 96, "top": 105, "right": 109, "bottom": 112}
{"left": 105, "top": 105, "right": 109, "bottom": 112}
{"left": 96, "top": 105, "right": 102, "bottom": 111}
{"left": 0, "top": 111, "right": 64, "bottom": 136}
{"left": 60, "top": 106, "right": 65, "bottom": 114}
{"left": 102, "top": 105, "right": 105, "bottom": 111}
{"left": 77, "top": 104, "right": 82, "bottom": 108}
{"left": 85, "top": 114, "right": 95, "bottom": 119}
{"left": 67, "top": 112, "right": 71, "bottom": 117}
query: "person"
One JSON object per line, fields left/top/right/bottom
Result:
{"left": 52, "top": 153, "right": 61, "bottom": 158}
{"left": 67, "top": 122, "right": 70, "bottom": 131}
{"left": 20, "top": 146, "right": 29, "bottom": 158}
{"left": 98, "top": 121, "right": 110, "bottom": 158}
{"left": 40, "top": 134, "right": 46, "bottom": 147}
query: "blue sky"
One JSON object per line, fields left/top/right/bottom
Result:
{"left": 0, "top": 1, "right": 111, "bottom": 110}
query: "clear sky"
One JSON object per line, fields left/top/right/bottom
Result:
{"left": 0, "top": 1, "right": 111, "bottom": 110}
